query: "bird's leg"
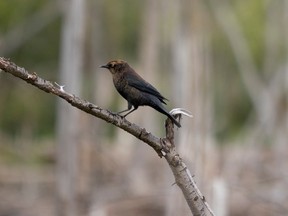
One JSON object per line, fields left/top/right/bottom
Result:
{"left": 123, "top": 105, "right": 138, "bottom": 117}
{"left": 117, "top": 108, "right": 131, "bottom": 115}
{"left": 117, "top": 102, "right": 132, "bottom": 115}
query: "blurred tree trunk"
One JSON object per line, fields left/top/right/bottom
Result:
{"left": 126, "top": 0, "right": 161, "bottom": 195}
{"left": 56, "top": 0, "right": 86, "bottom": 216}
{"left": 284, "top": 0, "right": 288, "bottom": 136}
{"left": 166, "top": 0, "right": 219, "bottom": 215}
{"left": 210, "top": 1, "right": 288, "bottom": 213}
{"left": 139, "top": 0, "right": 159, "bottom": 130}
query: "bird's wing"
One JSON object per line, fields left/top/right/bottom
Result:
{"left": 125, "top": 72, "right": 168, "bottom": 104}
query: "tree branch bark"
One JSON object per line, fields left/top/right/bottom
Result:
{"left": 0, "top": 57, "right": 215, "bottom": 216}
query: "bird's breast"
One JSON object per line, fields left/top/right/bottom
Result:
{"left": 112, "top": 75, "right": 144, "bottom": 106}
{"left": 113, "top": 75, "right": 126, "bottom": 91}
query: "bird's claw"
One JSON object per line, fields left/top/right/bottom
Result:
{"left": 109, "top": 111, "right": 126, "bottom": 118}
{"left": 107, "top": 110, "right": 116, "bottom": 115}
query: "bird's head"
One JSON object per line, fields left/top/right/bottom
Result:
{"left": 100, "top": 60, "right": 127, "bottom": 74}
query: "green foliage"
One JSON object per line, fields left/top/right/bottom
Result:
{"left": 0, "top": 0, "right": 48, "bottom": 31}
{"left": 210, "top": 0, "right": 267, "bottom": 141}
{"left": 0, "top": 0, "right": 59, "bottom": 137}
{"left": 0, "top": 76, "right": 56, "bottom": 136}
{"left": 12, "top": 19, "right": 61, "bottom": 72}
{"left": 0, "top": 137, "right": 55, "bottom": 166}
{"left": 233, "top": 0, "right": 265, "bottom": 67}
{"left": 101, "top": 0, "right": 141, "bottom": 59}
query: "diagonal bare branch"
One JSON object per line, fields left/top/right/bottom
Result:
{"left": 0, "top": 57, "right": 215, "bottom": 216}
{"left": 0, "top": 57, "right": 161, "bottom": 151}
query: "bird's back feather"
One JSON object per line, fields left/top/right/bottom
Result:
{"left": 124, "top": 68, "right": 167, "bottom": 104}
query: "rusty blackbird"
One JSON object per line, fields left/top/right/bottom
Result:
{"left": 100, "top": 60, "right": 181, "bottom": 128}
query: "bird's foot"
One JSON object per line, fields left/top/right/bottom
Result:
{"left": 118, "top": 114, "right": 126, "bottom": 119}
{"left": 111, "top": 111, "right": 126, "bottom": 118}
{"left": 108, "top": 110, "right": 121, "bottom": 116}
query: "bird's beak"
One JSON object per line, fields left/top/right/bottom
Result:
{"left": 100, "top": 64, "right": 109, "bottom": 69}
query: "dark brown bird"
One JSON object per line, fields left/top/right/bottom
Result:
{"left": 100, "top": 60, "right": 181, "bottom": 128}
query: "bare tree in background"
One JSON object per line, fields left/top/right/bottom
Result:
{"left": 210, "top": 0, "right": 287, "bottom": 139}
{"left": 209, "top": 0, "right": 288, "bottom": 214}
{"left": 127, "top": 0, "right": 161, "bottom": 195}
{"left": 56, "top": 0, "right": 86, "bottom": 215}
{"left": 162, "top": 0, "right": 220, "bottom": 215}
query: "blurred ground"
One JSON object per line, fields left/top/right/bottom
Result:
{"left": 0, "top": 136, "right": 287, "bottom": 216}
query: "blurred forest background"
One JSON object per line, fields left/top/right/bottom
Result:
{"left": 0, "top": 0, "right": 287, "bottom": 215}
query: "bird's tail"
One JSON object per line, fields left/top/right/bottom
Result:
{"left": 152, "top": 102, "right": 181, "bottom": 128}
{"left": 166, "top": 112, "right": 181, "bottom": 128}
